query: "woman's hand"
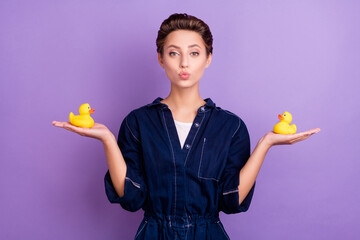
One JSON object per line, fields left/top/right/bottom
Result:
{"left": 51, "top": 121, "right": 115, "bottom": 143}
{"left": 261, "top": 128, "right": 321, "bottom": 148}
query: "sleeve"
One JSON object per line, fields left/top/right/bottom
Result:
{"left": 104, "top": 110, "right": 147, "bottom": 212}
{"left": 219, "top": 117, "right": 256, "bottom": 214}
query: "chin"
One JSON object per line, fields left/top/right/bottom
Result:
{"left": 175, "top": 81, "right": 199, "bottom": 89}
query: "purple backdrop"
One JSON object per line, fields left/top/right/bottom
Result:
{"left": 1, "top": 0, "right": 359, "bottom": 239}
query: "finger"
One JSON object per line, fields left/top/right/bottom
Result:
{"left": 311, "top": 128, "right": 321, "bottom": 134}
{"left": 59, "top": 122, "right": 72, "bottom": 129}
{"left": 292, "top": 128, "right": 320, "bottom": 139}
{"left": 54, "top": 121, "right": 79, "bottom": 132}
{"left": 296, "top": 129, "right": 320, "bottom": 140}
{"left": 63, "top": 123, "right": 83, "bottom": 132}
{"left": 291, "top": 135, "right": 310, "bottom": 144}
{"left": 52, "top": 121, "right": 67, "bottom": 128}
{"left": 290, "top": 130, "right": 319, "bottom": 143}
{"left": 302, "top": 128, "right": 321, "bottom": 135}
{"left": 304, "top": 129, "right": 320, "bottom": 135}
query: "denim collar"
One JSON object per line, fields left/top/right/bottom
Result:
{"left": 147, "top": 97, "right": 216, "bottom": 109}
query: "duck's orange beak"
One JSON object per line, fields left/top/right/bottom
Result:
{"left": 278, "top": 114, "right": 284, "bottom": 120}
{"left": 89, "top": 109, "right": 95, "bottom": 114}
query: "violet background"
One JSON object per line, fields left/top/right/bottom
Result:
{"left": 1, "top": 0, "right": 359, "bottom": 239}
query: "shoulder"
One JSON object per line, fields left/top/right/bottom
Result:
{"left": 121, "top": 101, "right": 155, "bottom": 129}
{"left": 214, "top": 106, "right": 247, "bottom": 136}
{"left": 122, "top": 100, "right": 151, "bottom": 119}
{"left": 120, "top": 106, "right": 145, "bottom": 133}
{"left": 218, "top": 108, "right": 241, "bottom": 121}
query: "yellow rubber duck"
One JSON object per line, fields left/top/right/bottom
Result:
{"left": 273, "top": 111, "right": 297, "bottom": 134}
{"left": 69, "top": 103, "right": 95, "bottom": 128}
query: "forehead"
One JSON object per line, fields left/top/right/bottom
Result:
{"left": 164, "top": 30, "right": 205, "bottom": 48}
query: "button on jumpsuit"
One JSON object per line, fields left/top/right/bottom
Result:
{"left": 104, "top": 97, "right": 256, "bottom": 239}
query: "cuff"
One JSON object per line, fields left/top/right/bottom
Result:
{"left": 220, "top": 170, "right": 256, "bottom": 214}
{"left": 104, "top": 170, "right": 146, "bottom": 212}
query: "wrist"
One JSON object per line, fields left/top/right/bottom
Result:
{"left": 258, "top": 134, "right": 272, "bottom": 151}
{"left": 101, "top": 131, "right": 116, "bottom": 145}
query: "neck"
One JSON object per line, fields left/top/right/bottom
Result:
{"left": 161, "top": 83, "right": 206, "bottom": 111}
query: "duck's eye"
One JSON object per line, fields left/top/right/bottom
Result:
{"left": 284, "top": 114, "right": 286, "bottom": 116}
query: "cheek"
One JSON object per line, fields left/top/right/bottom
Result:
{"left": 193, "top": 59, "right": 208, "bottom": 71}
{"left": 163, "top": 65, "right": 178, "bottom": 75}
{"left": 163, "top": 59, "right": 177, "bottom": 70}
{"left": 162, "top": 62, "right": 179, "bottom": 78}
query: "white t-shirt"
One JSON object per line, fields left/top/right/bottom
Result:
{"left": 174, "top": 119, "right": 193, "bottom": 149}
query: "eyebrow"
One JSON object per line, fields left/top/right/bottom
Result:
{"left": 166, "top": 44, "right": 202, "bottom": 49}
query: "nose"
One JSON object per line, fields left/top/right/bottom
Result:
{"left": 180, "top": 55, "right": 189, "bottom": 68}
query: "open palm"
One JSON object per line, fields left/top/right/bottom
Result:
{"left": 51, "top": 121, "right": 113, "bottom": 142}
{"left": 263, "top": 128, "right": 321, "bottom": 147}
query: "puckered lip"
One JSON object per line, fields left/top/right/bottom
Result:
{"left": 179, "top": 71, "right": 190, "bottom": 76}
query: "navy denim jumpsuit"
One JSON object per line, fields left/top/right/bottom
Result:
{"left": 104, "top": 97, "right": 256, "bottom": 239}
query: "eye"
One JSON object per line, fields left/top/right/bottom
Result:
{"left": 190, "top": 52, "right": 199, "bottom": 56}
{"left": 169, "top": 52, "right": 178, "bottom": 56}
{"left": 284, "top": 114, "right": 286, "bottom": 116}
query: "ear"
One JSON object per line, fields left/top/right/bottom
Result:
{"left": 158, "top": 53, "right": 164, "bottom": 68}
{"left": 205, "top": 53, "right": 212, "bottom": 68}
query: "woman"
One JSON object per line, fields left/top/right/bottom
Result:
{"left": 52, "top": 13, "right": 320, "bottom": 240}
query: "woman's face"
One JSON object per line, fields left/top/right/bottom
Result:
{"left": 158, "top": 30, "right": 212, "bottom": 88}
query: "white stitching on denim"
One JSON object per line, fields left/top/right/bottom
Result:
{"left": 135, "top": 220, "right": 148, "bottom": 239}
{"left": 199, "top": 177, "right": 219, "bottom": 182}
{"left": 125, "top": 116, "right": 140, "bottom": 143}
{"left": 197, "top": 137, "right": 206, "bottom": 178}
{"left": 125, "top": 177, "right": 141, "bottom": 189}
{"left": 222, "top": 109, "right": 236, "bottom": 116}
{"left": 197, "top": 137, "right": 220, "bottom": 182}
{"left": 184, "top": 112, "right": 205, "bottom": 166}
{"left": 161, "top": 109, "right": 177, "bottom": 225}
{"left": 217, "top": 221, "right": 230, "bottom": 240}
{"left": 221, "top": 110, "right": 241, "bottom": 138}
{"left": 223, "top": 188, "right": 239, "bottom": 195}
{"left": 231, "top": 116, "right": 241, "bottom": 138}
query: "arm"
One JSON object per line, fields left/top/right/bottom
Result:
{"left": 103, "top": 112, "right": 148, "bottom": 212}
{"left": 51, "top": 120, "right": 127, "bottom": 197}
{"left": 238, "top": 128, "right": 321, "bottom": 205}
{"left": 102, "top": 133, "right": 127, "bottom": 197}
{"left": 238, "top": 136, "right": 269, "bottom": 204}
{"left": 52, "top": 115, "right": 147, "bottom": 211}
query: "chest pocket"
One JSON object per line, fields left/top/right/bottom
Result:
{"left": 197, "top": 137, "right": 227, "bottom": 182}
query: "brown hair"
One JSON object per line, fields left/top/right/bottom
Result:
{"left": 156, "top": 13, "right": 213, "bottom": 57}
